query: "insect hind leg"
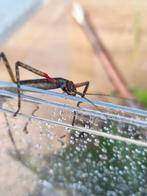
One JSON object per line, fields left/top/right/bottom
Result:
{"left": 0, "top": 52, "right": 16, "bottom": 82}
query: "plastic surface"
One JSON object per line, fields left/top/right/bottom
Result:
{"left": 0, "top": 81, "right": 147, "bottom": 195}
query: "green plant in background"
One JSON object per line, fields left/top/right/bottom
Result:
{"left": 132, "top": 88, "right": 147, "bottom": 108}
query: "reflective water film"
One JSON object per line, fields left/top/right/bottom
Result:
{"left": 0, "top": 82, "right": 147, "bottom": 196}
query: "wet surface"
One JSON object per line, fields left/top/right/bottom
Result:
{"left": 0, "top": 87, "right": 147, "bottom": 195}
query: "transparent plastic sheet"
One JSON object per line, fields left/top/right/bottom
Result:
{"left": 0, "top": 81, "right": 147, "bottom": 196}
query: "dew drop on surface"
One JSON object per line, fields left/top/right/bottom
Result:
{"left": 75, "top": 146, "right": 81, "bottom": 152}
{"left": 104, "top": 126, "right": 109, "bottom": 131}
{"left": 106, "top": 191, "right": 117, "bottom": 196}
{"left": 34, "top": 143, "right": 41, "bottom": 150}
{"left": 1, "top": 86, "right": 147, "bottom": 196}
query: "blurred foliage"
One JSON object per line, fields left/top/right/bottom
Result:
{"left": 132, "top": 88, "right": 147, "bottom": 108}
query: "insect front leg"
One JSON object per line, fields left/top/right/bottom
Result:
{"left": 72, "top": 81, "right": 89, "bottom": 126}
{"left": 75, "top": 81, "right": 89, "bottom": 107}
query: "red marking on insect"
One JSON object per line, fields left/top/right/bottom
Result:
{"left": 43, "top": 72, "right": 56, "bottom": 83}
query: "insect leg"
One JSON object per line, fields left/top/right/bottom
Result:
{"left": 75, "top": 81, "right": 89, "bottom": 106}
{"left": 14, "top": 61, "right": 56, "bottom": 116}
{"left": 0, "top": 52, "right": 16, "bottom": 82}
{"left": 0, "top": 53, "right": 20, "bottom": 146}
{"left": 16, "top": 61, "right": 56, "bottom": 82}
{"left": 72, "top": 81, "right": 89, "bottom": 126}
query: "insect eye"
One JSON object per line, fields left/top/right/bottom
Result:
{"left": 68, "top": 81, "right": 76, "bottom": 91}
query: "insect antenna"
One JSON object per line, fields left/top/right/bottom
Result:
{"left": 85, "top": 92, "right": 138, "bottom": 102}
{"left": 85, "top": 92, "right": 143, "bottom": 108}
{"left": 75, "top": 91, "right": 98, "bottom": 110}
{"left": 75, "top": 91, "right": 142, "bottom": 109}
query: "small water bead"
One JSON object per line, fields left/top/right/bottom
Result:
{"left": 80, "top": 172, "right": 88, "bottom": 179}
{"left": 125, "top": 154, "right": 131, "bottom": 160}
{"left": 108, "top": 139, "right": 115, "bottom": 144}
{"left": 83, "top": 139, "right": 88, "bottom": 145}
{"left": 136, "top": 160, "right": 142, "bottom": 166}
{"left": 118, "top": 170, "right": 124, "bottom": 176}
{"left": 140, "top": 164, "right": 146, "bottom": 170}
{"left": 106, "top": 191, "right": 117, "bottom": 196}
{"left": 127, "top": 125, "right": 134, "bottom": 132}
{"left": 139, "top": 187, "right": 146, "bottom": 193}
{"left": 99, "top": 154, "right": 108, "bottom": 161}
{"left": 143, "top": 148, "right": 147, "bottom": 153}
{"left": 87, "top": 153, "right": 92, "bottom": 159}
{"left": 85, "top": 157, "right": 92, "bottom": 164}
{"left": 135, "top": 148, "right": 142, "bottom": 154}
{"left": 84, "top": 124, "right": 90, "bottom": 129}
{"left": 103, "top": 126, "right": 109, "bottom": 131}
{"left": 137, "top": 135, "right": 144, "bottom": 140}
{"left": 109, "top": 165, "right": 114, "bottom": 171}
{"left": 34, "top": 143, "right": 41, "bottom": 150}
{"left": 101, "top": 147, "right": 108, "bottom": 153}
{"left": 86, "top": 137, "right": 92, "bottom": 143}
{"left": 75, "top": 146, "right": 82, "bottom": 152}
{"left": 70, "top": 135, "right": 75, "bottom": 140}
{"left": 112, "top": 176, "right": 117, "bottom": 182}
{"left": 45, "top": 123, "right": 51, "bottom": 129}
{"left": 94, "top": 185, "right": 103, "bottom": 194}
{"left": 57, "top": 118, "right": 62, "bottom": 123}
{"left": 59, "top": 110, "right": 63, "bottom": 116}
{"left": 102, "top": 176, "right": 109, "bottom": 183}
{"left": 74, "top": 131, "right": 80, "bottom": 137}
{"left": 66, "top": 154, "right": 72, "bottom": 160}
{"left": 69, "top": 139, "right": 75, "bottom": 145}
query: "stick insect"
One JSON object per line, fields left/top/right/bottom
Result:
{"left": 0, "top": 52, "right": 91, "bottom": 129}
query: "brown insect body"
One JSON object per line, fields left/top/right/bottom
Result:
{"left": 0, "top": 52, "right": 89, "bottom": 116}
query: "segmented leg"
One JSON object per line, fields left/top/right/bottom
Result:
{"left": 1, "top": 52, "right": 90, "bottom": 135}
{"left": 0, "top": 52, "right": 16, "bottom": 82}
{"left": 75, "top": 81, "right": 89, "bottom": 106}
{"left": 0, "top": 53, "right": 40, "bottom": 134}
{"left": 72, "top": 81, "right": 89, "bottom": 126}
{"left": 14, "top": 61, "right": 56, "bottom": 116}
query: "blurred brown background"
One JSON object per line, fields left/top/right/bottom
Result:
{"left": 1, "top": 0, "right": 147, "bottom": 94}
